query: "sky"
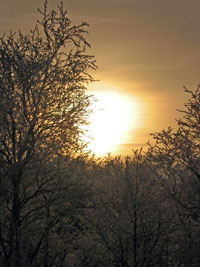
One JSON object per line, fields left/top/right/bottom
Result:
{"left": 1, "top": 0, "right": 200, "bottom": 155}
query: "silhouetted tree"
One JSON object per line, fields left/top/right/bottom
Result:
{"left": 148, "top": 86, "right": 200, "bottom": 266}
{"left": 78, "top": 152, "right": 171, "bottom": 267}
{"left": 0, "top": 1, "right": 96, "bottom": 266}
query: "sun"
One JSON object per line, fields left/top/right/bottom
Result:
{"left": 84, "top": 89, "right": 142, "bottom": 156}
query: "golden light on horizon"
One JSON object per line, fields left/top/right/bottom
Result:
{"left": 84, "top": 88, "right": 143, "bottom": 156}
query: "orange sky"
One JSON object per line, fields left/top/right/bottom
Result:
{"left": 1, "top": 0, "right": 200, "bottom": 155}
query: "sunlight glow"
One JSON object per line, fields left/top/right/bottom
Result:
{"left": 84, "top": 89, "right": 143, "bottom": 156}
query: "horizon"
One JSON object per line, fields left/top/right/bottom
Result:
{"left": 1, "top": 0, "right": 200, "bottom": 156}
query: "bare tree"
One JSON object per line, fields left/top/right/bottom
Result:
{"left": 79, "top": 152, "right": 171, "bottom": 267}
{"left": 0, "top": 1, "right": 96, "bottom": 266}
{"left": 148, "top": 86, "right": 200, "bottom": 266}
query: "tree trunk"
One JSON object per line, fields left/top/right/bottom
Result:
{"left": 12, "top": 174, "right": 22, "bottom": 267}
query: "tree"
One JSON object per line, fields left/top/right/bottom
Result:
{"left": 79, "top": 152, "right": 171, "bottom": 267}
{"left": 147, "top": 86, "right": 200, "bottom": 266}
{"left": 0, "top": 1, "right": 96, "bottom": 266}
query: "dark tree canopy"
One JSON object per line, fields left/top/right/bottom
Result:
{"left": 1, "top": 1, "right": 200, "bottom": 267}
{"left": 0, "top": 1, "right": 96, "bottom": 266}
{"left": 0, "top": 0, "right": 97, "bottom": 165}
